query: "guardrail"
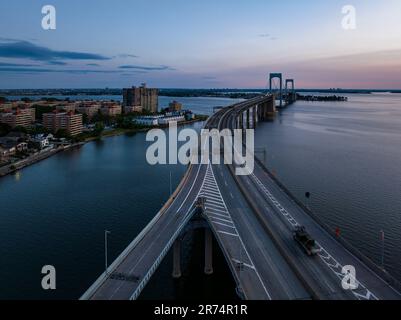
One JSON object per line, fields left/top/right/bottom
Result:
{"left": 254, "top": 156, "right": 401, "bottom": 294}
{"left": 80, "top": 162, "right": 194, "bottom": 300}
{"left": 130, "top": 207, "right": 197, "bottom": 300}
{"left": 221, "top": 99, "right": 401, "bottom": 296}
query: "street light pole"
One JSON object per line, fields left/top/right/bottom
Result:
{"left": 105, "top": 230, "right": 111, "bottom": 275}
{"left": 380, "top": 230, "right": 385, "bottom": 270}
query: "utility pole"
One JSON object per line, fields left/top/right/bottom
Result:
{"left": 105, "top": 230, "right": 111, "bottom": 275}
{"left": 380, "top": 230, "right": 385, "bottom": 270}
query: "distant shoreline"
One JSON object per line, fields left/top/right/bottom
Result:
{"left": 0, "top": 117, "right": 206, "bottom": 179}
{"left": 1, "top": 88, "right": 401, "bottom": 100}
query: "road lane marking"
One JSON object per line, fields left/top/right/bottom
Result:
{"left": 218, "top": 231, "right": 239, "bottom": 237}
{"left": 199, "top": 163, "right": 272, "bottom": 300}
{"left": 250, "top": 171, "right": 378, "bottom": 300}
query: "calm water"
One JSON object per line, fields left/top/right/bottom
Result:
{"left": 0, "top": 97, "right": 240, "bottom": 300}
{"left": 0, "top": 94, "right": 400, "bottom": 299}
{"left": 255, "top": 93, "right": 401, "bottom": 282}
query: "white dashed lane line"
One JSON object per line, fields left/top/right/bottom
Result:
{"left": 250, "top": 172, "right": 378, "bottom": 300}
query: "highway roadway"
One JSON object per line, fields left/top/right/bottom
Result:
{"left": 217, "top": 97, "right": 401, "bottom": 300}
{"left": 82, "top": 95, "right": 401, "bottom": 300}
{"left": 81, "top": 161, "right": 208, "bottom": 300}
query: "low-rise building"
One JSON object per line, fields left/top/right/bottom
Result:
{"left": 0, "top": 145, "right": 15, "bottom": 160}
{"left": 158, "top": 115, "right": 185, "bottom": 125}
{"left": 124, "top": 105, "right": 143, "bottom": 114}
{"left": 30, "top": 134, "right": 53, "bottom": 150}
{"left": 134, "top": 118, "right": 159, "bottom": 126}
{"left": 167, "top": 101, "right": 183, "bottom": 112}
{"left": 100, "top": 105, "right": 122, "bottom": 117}
{"left": 56, "top": 103, "right": 77, "bottom": 113}
{"left": 76, "top": 104, "right": 101, "bottom": 119}
{"left": 0, "top": 138, "right": 28, "bottom": 159}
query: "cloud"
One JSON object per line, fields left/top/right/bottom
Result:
{"left": 0, "top": 40, "right": 110, "bottom": 61}
{"left": 86, "top": 63, "right": 100, "bottom": 66}
{"left": 0, "top": 67, "right": 119, "bottom": 74}
{"left": 117, "top": 54, "right": 139, "bottom": 59}
{"left": 0, "top": 62, "right": 36, "bottom": 67}
{"left": 202, "top": 76, "right": 218, "bottom": 80}
{"left": 118, "top": 64, "right": 175, "bottom": 71}
{"left": 47, "top": 61, "right": 67, "bottom": 66}
{"left": 258, "top": 34, "right": 278, "bottom": 40}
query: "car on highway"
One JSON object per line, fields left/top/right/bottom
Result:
{"left": 293, "top": 226, "right": 322, "bottom": 256}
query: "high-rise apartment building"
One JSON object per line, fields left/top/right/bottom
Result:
{"left": 43, "top": 111, "right": 83, "bottom": 136}
{"left": 0, "top": 108, "right": 35, "bottom": 128}
{"left": 123, "top": 83, "right": 159, "bottom": 113}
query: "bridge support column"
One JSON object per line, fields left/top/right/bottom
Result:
{"left": 204, "top": 228, "right": 213, "bottom": 275}
{"left": 172, "top": 239, "right": 182, "bottom": 279}
{"left": 253, "top": 106, "right": 257, "bottom": 127}
{"left": 258, "top": 104, "right": 263, "bottom": 121}
{"left": 246, "top": 109, "right": 250, "bottom": 129}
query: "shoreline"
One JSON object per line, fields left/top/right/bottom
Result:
{"left": 0, "top": 117, "right": 206, "bottom": 179}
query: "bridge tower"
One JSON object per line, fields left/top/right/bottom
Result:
{"left": 269, "top": 73, "right": 283, "bottom": 108}
{"left": 285, "top": 79, "right": 296, "bottom": 103}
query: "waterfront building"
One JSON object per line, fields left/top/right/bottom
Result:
{"left": 0, "top": 108, "right": 35, "bottom": 128}
{"left": 0, "top": 145, "right": 16, "bottom": 161}
{"left": 30, "top": 134, "right": 53, "bottom": 150}
{"left": 134, "top": 118, "right": 159, "bottom": 126}
{"left": 100, "top": 105, "right": 122, "bottom": 117}
{"left": 43, "top": 111, "right": 83, "bottom": 136}
{"left": 123, "top": 83, "right": 159, "bottom": 113}
{"left": 76, "top": 104, "right": 101, "bottom": 120}
{"left": 167, "top": 101, "right": 183, "bottom": 112}
{"left": 124, "top": 105, "right": 143, "bottom": 114}
{"left": 56, "top": 103, "right": 77, "bottom": 113}
{"left": 158, "top": 115, "right": 185, "bottom": 125}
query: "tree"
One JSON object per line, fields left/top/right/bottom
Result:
{"left": 94, "top": 122, "right": 105, "bottom": 136}
{"left": 33, "top": 105, "right": 54, "bottom": 120}
{"left": 13, "top": 126, "right": 28, "bottom": 134}
{"left": 55, "top": 129, "right": 70, "bottom": 139}
{"left": 0, "top": 123, "right": 11, "bottom": 137}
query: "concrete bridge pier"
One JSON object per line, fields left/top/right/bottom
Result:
{"left": 204, "top": 228, "right": 213, "bottom": 275}
{"left": 246, "top": 109, "right": 250, "bottom": 129}
{"left": 253, "top": 106, "right": 257, "bottom": 127}
{"left": 172, "top": 239, "right": 182, "bottom": 279}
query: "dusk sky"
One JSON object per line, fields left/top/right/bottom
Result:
{"left": 0, "top": 0, "right": 401, "bottom": 89}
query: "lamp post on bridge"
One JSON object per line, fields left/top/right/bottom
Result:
{"left": 305, "top": 191, "right": 311, "bottom": 210}
{"left": 380, "top": 230, "right": 385, "bottom": 270}
{"left": 105, "top": 230, "right": 111, "bottom": 276}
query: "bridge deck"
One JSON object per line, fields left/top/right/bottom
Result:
{"left": 82, "top": 95, "right": 401, "bottom": 300}
{"left": 82, "top": 163, "right": 207, "bottom": 300}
